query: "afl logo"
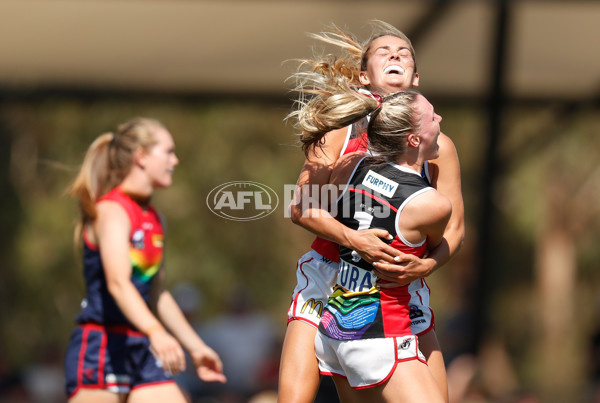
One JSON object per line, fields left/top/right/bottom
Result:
{"left": 206, "top": 181, "right": 279, "bottom": 221}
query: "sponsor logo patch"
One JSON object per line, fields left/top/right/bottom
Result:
{"left": 361, "top": 170, "right": 398, "bottom": 198}
{"left": 337, "top": 260, "right": 377, "bottom": 292}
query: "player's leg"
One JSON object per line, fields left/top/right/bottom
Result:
{"left": 331, "top": 376, "right": 360, "bottom": 403}
{"left": 68, "top": 389, "right": 125, "bottom": 403}
{"left": 278, "top": 251, "right": 338, "bottom": 403}
{"left": 331, "top": 360, "right": 444, "bottom": 403}
{"left": 128, "top": 383, "right": 188, "bottom": 403}
{"left": 325, "top": 335, "right": 444, "bottom": 403}
{"left": 278, "top": 320, "right": 321, "bottom": 403}
{"left": 349, "top": 359, "right": 444, "bottom": 403}
{"left": 408, "top": 282, "right": 448, "bottom": 403}
{"left": 418, "top": 330, "right": 448, "bottom": 402}
{"left": 383, "top": 359, "right": 445, "bottom": 403}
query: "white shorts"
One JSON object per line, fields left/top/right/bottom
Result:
{"left": 287, "top": 250, "right": 339, "bottom": 328}
{"left": 315, "top": 333, "right": 426, "bottom": 389}
{"left": 407, "top": 278, "right": 435, "bottom": 335}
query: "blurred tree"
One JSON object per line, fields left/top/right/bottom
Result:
{"left": 0, "top": 101, "right": 25, "bottom": 366}
{"left": 0, "top": 94, "right": 311, "bottom": 373}
{"left": 533, "top": 107, "right": 600, "bottom": 400}
{"left": 0, "top": 92, "right": 598, "bottom": 403}
{"left": 498, "top": 103, "right": 600, "bottom": 400}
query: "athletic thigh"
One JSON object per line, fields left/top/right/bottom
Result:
{"left": 332, "top": 377, "right": 362, "bottom": 403}
{"left": 355, "top": 360, "right": 444, "bottom": 403}
{"left": 418, "top": 330, "right": 448, "bottom": 402}
{"left": 128, "top": 382, "right": 187, "bottom": 403}
{"left": 278, "top": 320, "right": 320, "bottom": 403}
{"left": 279, "top": 250, "right": 337, "bottom": 403}
{"left": 384, "top": 359, "right": 445, "bottom": 402}
{"left": 281, "top": 320, "right": 319, "bottom": 363}
{"left": 68, "top": 388, "right": 125, "bottom": 403}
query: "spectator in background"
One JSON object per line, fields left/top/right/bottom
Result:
{"left": 197, "top": 285, "right": 280, "bottom": 402}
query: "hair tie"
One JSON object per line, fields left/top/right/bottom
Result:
{"left": 356, "top": 88, "right": 382, "bottom": 108}
{"left": 372, "top": 93, "right": 382, "bottom": 108}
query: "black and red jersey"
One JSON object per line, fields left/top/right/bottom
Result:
{"left": 318, "top": 157, "right": 434, "bottom": 340}
{"left": 310, "top": 118, "right": 431, "bottom": 262}
{"left": 311, "top": 118, "right": 369, "bottom": 262}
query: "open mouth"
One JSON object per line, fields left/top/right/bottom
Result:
{"left": 384, "top": 65, "right": 405, "bottom": 75}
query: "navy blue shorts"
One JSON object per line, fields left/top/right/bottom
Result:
{"left": 64, "top": 323, "right": 175, "bottom": 398}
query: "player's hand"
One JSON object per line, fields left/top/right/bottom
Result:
{"left": 346, "top": 228, "right": 402, "bottom": 264}
{"left": 190, "top": 346, "right": 227, "bottom": 383}
{"left": 372, "top": 254, "right": 435, "bottom": 287}
{"left": 148, "top": 329, "right": 186, "bottom": 375}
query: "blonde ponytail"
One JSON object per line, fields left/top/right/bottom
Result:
{"left": 68, "top": 133, "right": 113, "bottom": 224}
{"left": 67, "top": 117, "right": 165, "bottom": 241}
{"left": 367, "top": 90, "right": 419, "bottom": 161}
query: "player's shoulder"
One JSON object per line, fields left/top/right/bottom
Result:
{"left": 330, "top": 152, "right": 366, "bottom": 187}
{"left": 336, "top": 151, "right": 366, "bottom": 167}
{"left": 410, "top": 188, "right": 452, "bottom": 222}
{"left": 96, "top": 199, "right": 130, "bottom": 222}
{"left": 437, "top": 132, "right": 457, "bottom": 155}
{"left": 436, "top": 133, "right": 460, "bottom": 166}
{"left": 428, "top": 132, "right": 459, "bottom": 183}
{"left": 305, "top": 126, "right": 350, "bottom": 164}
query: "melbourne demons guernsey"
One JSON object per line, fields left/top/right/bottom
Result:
{"left": 76, "top": 187, "right": 164, "bottom": 325}
{"left": 318, "top": 157, "right": 434, "bottom": 340}
{"left": 310, "top": 117, "right": 369, "bottom": 262}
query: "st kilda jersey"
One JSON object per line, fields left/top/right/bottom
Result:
{"left": 310, "top": 116, "right": 433, "bottom": 263}
{"left": 318, "top": 157, "right": 435, "bottom": 340}
{"left": 76, "top": 187, "right": 164, "bottom": 325}
{"left": 310, "top": 117, "right": 369, "bottom": 262}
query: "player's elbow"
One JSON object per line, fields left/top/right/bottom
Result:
{"left": 105, "top": 276, "right": 130, "bottom": 299}
{"left": 289, "top": 204, "right": 304, "bottom": 225}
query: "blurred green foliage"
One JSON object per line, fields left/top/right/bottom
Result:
{"left": 0, "top": 94, "right": 599, "bottom": 400}
{"left": 0, "top": 95, "right": 312, "bottom": 366}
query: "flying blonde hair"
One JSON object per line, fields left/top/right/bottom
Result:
{"left": 290, "top": 64, "right": 420, "bottom": 162}
{"left": 289, "top": 20, "right": 417, "bottom": 154}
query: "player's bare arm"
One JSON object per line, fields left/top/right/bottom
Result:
{"left": 290, "top": 129, "right": 401, "bottom": 264}
{"left": 372, "top": 132, "right": 464, "bottom": 283}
